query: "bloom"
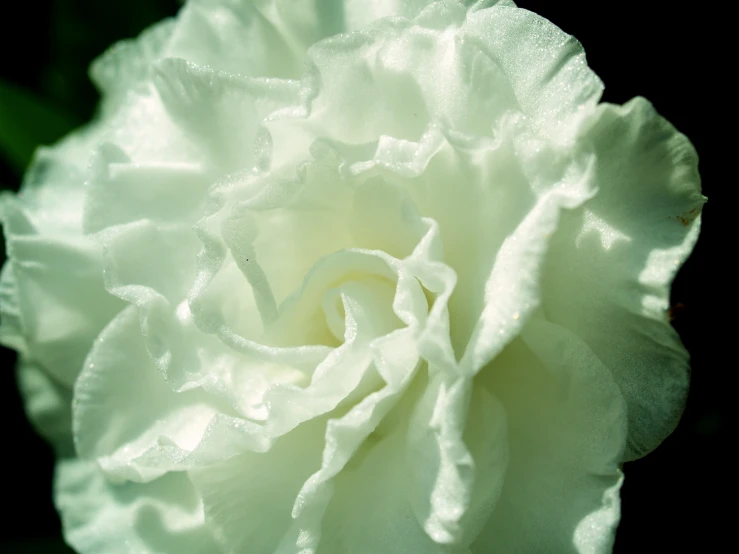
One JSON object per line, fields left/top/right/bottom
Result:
{"left": 0, "top": 0, "right": 703, "bottom": 551}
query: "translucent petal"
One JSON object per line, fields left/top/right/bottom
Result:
{"left": 472, "top": 320, "right": 627, "bottom": 552}
{"left": 16, "top": 361, "right": 74, "bottom": 455}
{"left": 189, "top": 418, "right": 327, "bottom": 554}
{"left": 84, "top": 145, "right": 210, "bottom": 234}
{"left": 91, "top": 82, "right": 197, "bottom": 164}
{"left": 10, "top": 141, "right": 92, "bottom": 234}
{"left": 463, "top": 5, "right": 603, "bottom": 137}
{"left": 165, "top": 0, "right": 305, "bottom": 78}
{"left": 153, "top": 58, "right": 301, "bottom": 173}
{"left": 317, "top": 376, "right": 462, "bottom": 554}
{"left": 542, "top": 97, "right": 703, "bottom": 460}
{"left": 341, "top": 0, "right": 437, "bottom": 30}
{"left": 98, "top": 220, "right": 201, "bottom": 306}
{"left": 407, "top": 374, "right": 508, "bottom": 546}
{"left": 286, "top": 10, "right": 520, "bottom": 147}
{"left": 4, "top": 227, "right": 122, "bottom": 385}
{"left": 90, "top": 18, "right": 176, "bottom": 112}
{"left": 55, "top": 459, "right": 220, "bottom": 554}
{"left": 0, "top": 262, "right": 24, "bottom": 352}
{"left": 72, "top": 307, "right": 259, "bottom": 482}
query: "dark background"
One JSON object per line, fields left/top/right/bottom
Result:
{"left": 0, "top": 1, "right": 724, "bottom": 552}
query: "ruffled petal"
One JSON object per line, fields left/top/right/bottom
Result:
{"left": 72, "top": 307, "right": 238, "bottom": 482}
{"left": 278, "top": 326, "right": 422, "bottom": 552}
{"left": 542, "top": 97, "right": 704, "bottom": 460}
{"left": 407, "top": 374, "right": 508, "bottom": 546}
{"left": 462, "top": 4, "right": 603, "bottom": 138}
{"left": 55, "top": 459, "right": 220, "bottom": 554}
{"left": 471, "top": 319, "right": 627, "bottom": 553}
{"left": 90, "top": 18, "right": 176, "bottom": 114}
{"left": 0, "top": 262, "right": 24, "bottom": 352}
{"left": 317, "top": 391, "right": 458, "bottom": 554}
{"left": 84, "top": 145, "right": 210, "bottom": 235}
{"left": 165, "top": 0, "right": 306, "bottom": 78}
{"left": 189, "top": 417, "right": 327, "bottom": 554}
{"left": 16, "top": 361, "right": 75, "bottom": 455}
{"left": 2, "top": 211, "right": 122, "bottom": 385}
{"left": 152, "top": 58, "right": 302, "bottom": 174}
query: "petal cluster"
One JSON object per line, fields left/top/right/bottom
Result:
{"left": 0, "top": 1, "right": 703, "bottom": 553}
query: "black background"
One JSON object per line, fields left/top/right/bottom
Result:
{"left": 0, "top": 1, "right": 724, "bottom": 552}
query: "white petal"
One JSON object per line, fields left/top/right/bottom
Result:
{"left": 189, "top": 418, "right": 327, "bottom": 554}
{"left": 11, "top": 138, "right": 95, "bottom": 234}
{"left": 72, "top": 307, "right": 256, "bottom": 481}
{"left": 0, "top": 262, "right": 25, "bottom": 352}
{"left": 472, "top": 319, "right": 627, "bottom": 553}
{"left": 316, "top": 376, "right": 460, "bottom": 554}
{"left": 542, "top": 97, "right": 704, "bottom": 460}
{"left": 16, "top": 361, "right": 74, "bottom": 455}
{"left": 341, "top": 0, "right": 437, "bottom": 30}
{"left": 84, "top": 145, "right": 210, "bottom": 234}
{"left": 55, "top": 459, "right": 220, "bottom": 554}
{"left": 90, "top": 18, "right": 176, "bottom": 112}
{"left": 463, "top": 5, "right": 603, "bottom": 138}
{"left": 407, "top": 374, "right": 507, "bottom": 546}
{"left": 97, "top": 219, "right": 201, "bottom": 306}
{"left": 165, "top": 0, "right": 304, "bottom": 78}
{"left": 281, "top": 328, "right": 422, "bottom": 552}
{"left": 153, "top": 58, "right": 301, "bottom": 173}
{"left": 3, "top": 226, "right": 122, "bottom": 385}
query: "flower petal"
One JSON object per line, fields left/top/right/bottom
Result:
{"left": 3, "top": 228, "right": 122, "bottom": 385}
{"left": 542, "top": 97, "right": 704, "bottom": 460}
{"left": 407, "top": 374, "right": 508, "bottom": 546}
{"left": 316, "top": 376, "right": 462, "bottom": 554}
{"left": 84, "top": 146, "right": 210, "bottom": 235}
{"left": 463, "top": 4, "right": 604, "bottom": 137}
{"left": 165, "top": 0, "right": 305, "bottom": 78}
{"left": 16, "top": 361, "right": 74, "bottom": 455}
{"left": 281, "top": 327, "right": 422, "bottom": 552}
{"left": 90, "top": 18, "right": 176, "bottom": 113}
{"left": 55, "top": 459, "right": 220, "bottom": 554}
{"left": 472, "top": 319, "right": 627, "bottom": 553}
{"left": 153, "top": 58, "right": 302, "bottom": 173}
{"left": 72, "top": 307, "right": 265, "bottom": 482}
{"left": 189, "top": 418, "right": 327, "bottom": 554}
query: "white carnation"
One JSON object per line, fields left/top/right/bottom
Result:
{"left": 0, "top": 1, "right": 703, "bottom": 553}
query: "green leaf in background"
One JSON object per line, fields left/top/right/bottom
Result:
{"left": 0, "top": 77, "right": 80, "bottom": 176}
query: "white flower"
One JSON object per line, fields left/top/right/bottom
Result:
{"left": 0, "top": 1, "right": 703, "bottom": 553}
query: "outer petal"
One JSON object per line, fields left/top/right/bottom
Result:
{"left": 0, "top": 261, "right": 25, "bottom": 352}
{"left": 72, "top": 307, "right": 265, "bottom": 482}
{"left": 2, "top": 207, "right": 123, "bottom": 385}
{"left": 6, "top": 137, "right": 95, "bottom": 234}
{"left": 152, "top": 58, "right": 302, "bottom": 174}
{"left": 1, "top": 11, "right": 181, "bottom": 383}
{"left": 55, "top": 458, "right": 220, "bottom": 554}
{"left": 90, "top": 18, "right": 176, "bottom": 115}
{"left": 0, "top": 133, "right": 115, "bottom": 368}
{"left": 542, "top": 97, "right": 704, "bottom": 460}
{"left": 472, "top": 319, "right": 627, "bottom": 553}
{"left": 16, "top": 361, "right": 74, "bottom": 455}
{"left": 165, "top": 0, "right": 307, "bottom": 79}
{"left": 165, "top": 0, "right": 476, "bottom": 80}
{"left": 462, "top": 4, "right": 603, "bottom": 138}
